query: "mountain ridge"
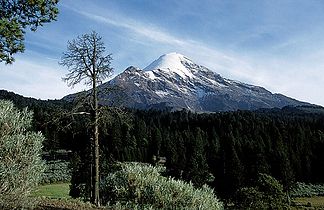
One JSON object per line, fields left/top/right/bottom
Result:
{"left": 1, "top": 89, "right": 322, "bottom": 115}
{"left": 64, "top": 52, "right": 311, "bottom": 112}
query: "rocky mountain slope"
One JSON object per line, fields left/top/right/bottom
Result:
{"left": 65, "top": 52, "right": 309, "bottom": 112}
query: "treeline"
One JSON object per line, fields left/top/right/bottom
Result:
{"left": 1, "top": 89, "right": 324, "bottom": 199}
{"left": 97, "top": 107, "right": 324, "bottom": 198}
{"left": 31, "top": 104, "right": 324, "bottom": 199}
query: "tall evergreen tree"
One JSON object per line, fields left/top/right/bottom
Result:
{"left": 185, "top": 128, "right": 210, "bottom": 187}
{"left": 223, "top": 133, "right": 244, "bottom": 197}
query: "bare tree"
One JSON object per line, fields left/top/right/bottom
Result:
{"left": 59, "top": 31, "right": 113, "bottom": 206}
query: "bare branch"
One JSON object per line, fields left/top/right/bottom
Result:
{"left": 59, "top": 31, "right": 113, "bottom": 88}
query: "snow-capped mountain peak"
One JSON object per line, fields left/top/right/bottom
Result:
{"left": 64, "top": 53, "right": 309, "bottom": 112}
{"left": 144, "top": 52, "right": 195, "bottom": 79}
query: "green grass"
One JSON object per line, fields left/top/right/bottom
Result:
{"left": 32, "top": 183, "right": 71, "bottom": 199}
{"left": 32, "top": 183, "right": 105, "bottom": 210}
{"left": 292, "top": 196, "right": 324, "bottom": 210}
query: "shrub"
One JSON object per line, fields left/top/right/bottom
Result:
{"left": 234, "top": 187, "right": 264, "bottom": 209}
{"left": 290, "top": 182, "right": 324, "bottom": 197}
{"left": 0, "top": 100, "right": 45, "bottom": 209}
{"left": 234, "top": 173, "right": 288, "bottom": 210}
{"left": 41, "top": 160, "right": 71, "bottom": 184}
{"left": 100, "top": 162, "right": 223, "bottom": 210}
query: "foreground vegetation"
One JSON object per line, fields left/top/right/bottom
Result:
{"left": 32, "top": 183, "right": 103, "bottom": 210}
{"left": 291, "top": 182, "right": 324, "bottom": 198}
{"left": 0, "top": 100, "right": 44, "bottom": 209}
{"left": 35, "top": 197, "right": 103, "bottom": 210}
{"left": 41, "top": 160, "right": 71, "bottom": 184}
{"left": 234, "top": 173, "right": 288, "bottom": 209}
{"left": 32, "top": 182, "right": 324, "bottom": 210}
{"left": 33, "top": 163, "right": 223, "bottom": 210}
{"left": 290, "top": 183, "right": 324, "bottom": 210}
{"left": 101, "top": 162, "right": 223, "bottom": 209}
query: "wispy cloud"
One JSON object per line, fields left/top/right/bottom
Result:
{"left": 71, "top": 10, "right": 187, "bottom": 46}
{"left": 66, "top": 6, "right": 257, "bottom": 81}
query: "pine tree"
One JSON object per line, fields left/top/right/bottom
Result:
{"left": 185, "top": 128, "right": 210, "bottom": 187}
{"left": 1, "top": 0, "right": 59, "bottom": 63}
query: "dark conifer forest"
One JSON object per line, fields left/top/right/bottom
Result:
{"left": 1, "top": 89, "right": 324, "bottom": 199}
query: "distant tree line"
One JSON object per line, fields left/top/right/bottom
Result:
{"left": 1, "top": 89, "right": 324, "bottom": 201}
{"left": 96, "top": 106, "right": 324, "bottom": 200}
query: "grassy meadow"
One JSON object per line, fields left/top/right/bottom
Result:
{"left": 32, "top": 183, "right": 70, "bottom": 199}
{"left": 292, "top": 196, "right": 324, "bottom": 210}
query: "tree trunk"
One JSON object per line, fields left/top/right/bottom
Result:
{"left": 92, "top": 75, "right": 100, "bottom": 206}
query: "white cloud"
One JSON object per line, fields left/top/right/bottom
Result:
{"left": 0, "top": 58, "right": 87, "bottom": 99}
{"left": 247, "top": 54, "right": 324, "bottom": 106}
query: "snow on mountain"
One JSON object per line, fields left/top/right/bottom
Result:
{"left": 64, "top": 53, "right": 310, "bottom": 112}
{"left": 144, "top": 52, "right": 195, "bottom": 79}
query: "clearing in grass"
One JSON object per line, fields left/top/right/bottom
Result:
{"left": 32, "top": 183, "right": 70, "bottom": 199}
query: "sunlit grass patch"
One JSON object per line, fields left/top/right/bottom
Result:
{"left": 32, "top": 183, "right": 70, "bottom": 199}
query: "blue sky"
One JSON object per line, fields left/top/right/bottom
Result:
{"left": 1, "top": 0, "right": 324, "bottom": 106}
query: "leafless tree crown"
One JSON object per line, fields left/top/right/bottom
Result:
{"left": 60, "top": 31, "right": 113, "bottom": 87}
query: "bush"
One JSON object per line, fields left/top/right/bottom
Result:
{"left": 100, "top": 162, "right": 223, "bottom": 210}
{"left": 290, "top": 182, "right": 324, "bottom": 197}
{"left": 41, "top": 160, "right": 71, "bottom": 184}
{"left": 234, "top": 173, "right": 288, "bottom": 210}
{"left": 234, "top": 187, "right": 264, "bottom": 209}
{"left": 0, "top": 100, "right": 45, "bottom": 209}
